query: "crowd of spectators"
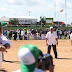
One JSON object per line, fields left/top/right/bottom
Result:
{"left": 2, "top": 28, "right": 72, "bottom": 40}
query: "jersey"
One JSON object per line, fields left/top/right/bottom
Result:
{"left": 0, "top": 34, "right": 11, "bottom": 46}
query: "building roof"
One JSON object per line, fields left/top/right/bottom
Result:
{"left": 6, "top": 16, "right": 37, "bottom": 19}
{"left": 0, "top": 16, "right": 37, "bottom": 22}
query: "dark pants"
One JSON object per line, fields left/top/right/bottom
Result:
{"left": 47, "top": 45, "right": 57, "bottom": 58}
{"left": 24, "top": 36, "right": 27, "bottom": 40}
{"left": 59, "top": 34, "right": 62, "bottom": 39}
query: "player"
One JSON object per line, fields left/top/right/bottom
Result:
{"left": 46, "top": 27, "right": 58, "bottom": 58}
{"left": 70, "top": 31, "right": 72, "bottom": 45}
{"left": 0, "top": 22, "right": 12, "bottom": 68}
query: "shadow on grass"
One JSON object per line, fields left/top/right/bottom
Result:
{"left": 55, "top": 58, "right": 72, "bottom": 60}
{"left": 0, "top": 70, "right": 7, "bottom": 72}
{"left": 3, "top": 60, "right": 20, "bottom": 63}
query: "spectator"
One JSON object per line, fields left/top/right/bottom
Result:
{"left": 8, "top": 30, "right": 13, "bottom": 40}
{"left": 39, "top": 29, "right": 42, "bottom": 39}
{"left": 41, "top": 30, "right": 45, "bottom": 40}
{"left": 64, "top": 30, "right": 67, "bottom": 39}
{"left": 13, "top": 30, "right": 17, "bottom": 40}
{"left": 27, "top": 29, "right": 31, "bottom": 40}
{"left": 57, "top": 29, "right": 60, "bottom": 39}
{"left": 17, "top": 44, "right": 45, "bottom": 72}
{"left": 31, "top": 29, "right": 35, "bottom": 40}
{"left": 24, "top": 28, "right": 27, "bottom": 40}
{"left": 17, "top": 29, "right": 20, "bottom": 40}
{"left": 19, "top": 29, "right": 21, "bottom": 40}
{"left": 21, "top": 29, "right": 24, "bottom": 40}
{"left": 59, "top": 30, "right": 62, "bottom": 39}
{"left": 36, "top": 30, "right": 40, "bottom": 40}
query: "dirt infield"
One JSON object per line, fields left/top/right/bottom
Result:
{"left": 1, "top": 40, "right": 72, "bottom": 72}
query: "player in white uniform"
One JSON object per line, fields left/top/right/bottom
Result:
{"left": 0, "top": 23, "right": 11, "bottom": 68}
{"left": 46, "top": 27, "right": 58, "bottom": 58}
{"left": 70, "top": 31, "right": 72, "bottom": 45}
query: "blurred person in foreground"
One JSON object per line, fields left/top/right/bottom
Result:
{"left": 14, "top": 44, "right": 45, "bottom": 72}
{"left": 38, "top": 51, "right": 54, "bottom": 72}
{"left": 46, "top": 27, "right": 58, "bottom": 58}
{"left": 12, "top": 44, "right": 54, "bottom": 72}
{"left": 0, "top": 22, "right": 11, "bottom": 68}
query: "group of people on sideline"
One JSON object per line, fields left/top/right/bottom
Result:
{"left": 3, "top": 28, "right": 72, "bottom": 40}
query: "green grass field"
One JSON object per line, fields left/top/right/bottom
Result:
{"left": 3, "top": 26, "right": 47, "bottom": 30}
{"left": 3, "top": 26, "right": 72, "bottom": 31}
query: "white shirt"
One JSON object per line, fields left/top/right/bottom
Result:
{"left": 17, "top": 30, "right": 20, "bottom": 34}
{"left": 46, "top": 31, "right": 58, "bottom": 45}
{"left": 33, "top": 68, "right": 45, "bottom": 72}
{"left": 36, "top": 33, "right": 40, "bottom": 37}
{"left": 21, "top": 31, "right": 24, "bottom": 36}
{"left": 64, "top": 31, "right": 67, "bottom": 35}
{"left": 0, "top": 34, "right": 12, "bottom": 47}
{"left": 59, "top": 30, "right": 62, "bottom": 34}
{"left": 12, "top": 68, "right": 45, "bottom": 72}
{"left": 68, "top": 31, "right": 70, "bottom": 35}
{"left": 70, "top": 33, "right": 72, "bottom": 40}
{"left": 27, "top": 30, "right": 31, "bottom": 34}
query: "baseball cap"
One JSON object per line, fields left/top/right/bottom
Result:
{"left": 18, "top": 44, "right": 40, "bottom": 72}
{"left": 50, "top": 27, "right": 53, "bottom": 29}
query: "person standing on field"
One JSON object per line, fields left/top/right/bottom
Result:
{"left": 0, "top": 22, "right": 11, "bottom": 67}
{"left": 45, "top": 27, "right": 58, "bottom": 58}
{"left": 70, "top": 31, "right": 72, "bottom": 45}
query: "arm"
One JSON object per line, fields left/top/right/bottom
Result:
{"left": 3, "top": 43, "right": 11, "bottom": 49}
{"left": 0, "top": 47, "right": 6, "bottom": 52}
{"left": 46, "top": 38, "right": 48, "bottom": 46}
{"left": 0, "top": 36, "right": 12, "bottom": 52}
{"left": 45, "top": 33, "right": 48, "bottom": 46}
{"left": 56, "top": 38, "right": 58, "bottom": 45}
{"left": 0, "top": 43, "right": 11, "bottom": 52}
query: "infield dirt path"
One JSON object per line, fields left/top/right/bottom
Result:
{"left": 1, "top": 40, "right": 72, "bottom": 72}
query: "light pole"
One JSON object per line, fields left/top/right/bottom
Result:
{"left": 54, "top": 0, "right": 56, "bottom": 21}
{"left": 28, "top": 10, "right": 32, "bottom": 16}
{"left": 57, "top": 12, "right": 59, "bottom": 26}
{"left": 65, "top": 0, "right": 67, "bottom": 24}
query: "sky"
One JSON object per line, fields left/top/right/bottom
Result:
{"left": 0, "top": 0, "right": 72, "bottom": 24}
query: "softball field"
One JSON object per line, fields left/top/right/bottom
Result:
{"left": 1, "top": 40, "right": 72, "bottom": 72}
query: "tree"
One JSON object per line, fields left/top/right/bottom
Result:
{"left": 67, "top": 24, "right": 70, "bottom": 27}
{"left": 39, "top": 16, "right": 46, "bottom": 25}
{"left": 9, "top": 18, "right": 19, "bottom": 25}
